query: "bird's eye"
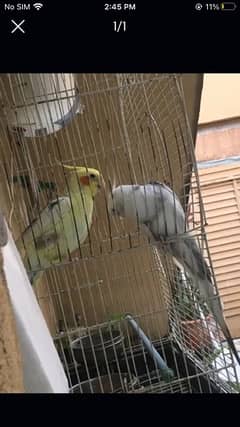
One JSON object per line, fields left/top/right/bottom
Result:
{"left": 90, "top": 174, "right": 96, "bottom": 179}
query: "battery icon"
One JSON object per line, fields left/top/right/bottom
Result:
{"left": 221, "top": 2, "right": 237, "bottom": 10}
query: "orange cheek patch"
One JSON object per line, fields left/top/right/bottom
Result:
{"left": 80, "top": 175, "right": 90, "bottom": 186}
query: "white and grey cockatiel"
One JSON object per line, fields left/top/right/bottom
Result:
{"left": 17, "top": 165, "right": 101, "bottom": 287}
{"left": 108, "top": 181, "right": 240, "bottom": 365}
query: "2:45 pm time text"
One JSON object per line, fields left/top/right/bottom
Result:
{"left": 104, "top": 3, "right": 136, "bottom": 11}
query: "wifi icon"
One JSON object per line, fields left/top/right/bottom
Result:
{"left": 33, "top": 3, "right": 43, "bottom": 10}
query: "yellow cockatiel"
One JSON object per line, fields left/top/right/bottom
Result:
{"left": 17, "top": 164, "right": 101, "bottom": 286}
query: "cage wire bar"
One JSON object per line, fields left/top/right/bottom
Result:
{"left": 0, "top": 73, "right": 239, "bottom": 393}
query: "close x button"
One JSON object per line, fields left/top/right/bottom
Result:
{"left": 10, "top": 19, "right": 25, "bottom": 34}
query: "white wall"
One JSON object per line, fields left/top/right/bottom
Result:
{"left": 2, "top": 224, "right": 69, "bottom": 393}
{"left": 199, "top": 74, "right": 240, "bottom": 124}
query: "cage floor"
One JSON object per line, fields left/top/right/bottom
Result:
{"left": 56, "top": 328, "right": 234, "bottom": 393}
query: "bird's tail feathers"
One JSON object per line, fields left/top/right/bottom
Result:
{"left": 195, "top": 274, "right": 240, "bottom": 366}
{"left": 208, "top": 294, "right": 240, "bottom": 366}
{"left": 222, "top": 325, "right": 240, "bottom": 366}
{"left": 150, "top": 231, "right": 240, "bottom": 365}
{"left": 173, "top": 235, "right": 240, "bottom": 366}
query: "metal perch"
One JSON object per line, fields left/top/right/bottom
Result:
{"left": 125, "top": 314, "right": 174, "bottom": 382}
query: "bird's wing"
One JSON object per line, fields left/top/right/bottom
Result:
{"left": 21, "top": 196, "right": 71, "bottom": 250}
{"left": 151, "top": 183, "right": 211, "bottom": 281}
{"left": 149, "top": 181, "right": 182, "bottom": 205}
{"left": 145, "top": 182, "right": 186, "bottom": 238}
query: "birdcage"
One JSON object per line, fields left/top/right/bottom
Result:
{"left": 0, "top": 73, "right": 239, "bottom": 393}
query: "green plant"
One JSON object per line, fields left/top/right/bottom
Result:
{"left": 108, "top": 313, "right": 125, "bottom": 322}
